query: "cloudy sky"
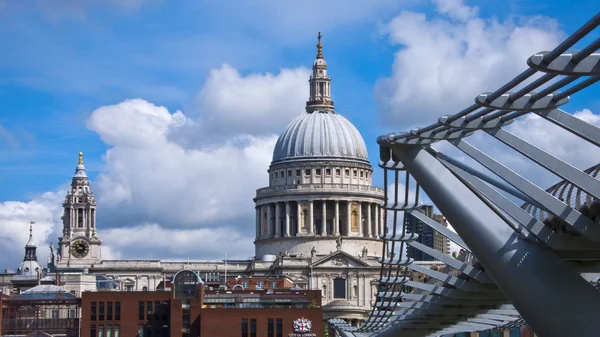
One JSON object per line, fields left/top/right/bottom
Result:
{"left": 1, "top": 0, "right": 599, "bottom": 268}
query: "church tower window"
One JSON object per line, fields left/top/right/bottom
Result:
{"left": 78, "top": 209, "right": 83, "bottom": 228}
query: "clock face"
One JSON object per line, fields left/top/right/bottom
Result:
{"left": 70, "top": 240, "right": 89, "bottom": 258}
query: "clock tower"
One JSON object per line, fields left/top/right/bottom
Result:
{"left": 56, "top": 152, "right": 102, "bottom": 269}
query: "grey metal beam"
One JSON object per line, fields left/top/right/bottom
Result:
{"left": 407, "top": 210, "right": 470, "bottom": 250}
{"left": 536, "top": 108, "right": 600, "bottom": 147}
{"left": 407, "top": 241, "right": 492, "bottom": 283}
{"left": 450, "top": 139, "right": 600, "bottom": 241}
{"left": 407, "top": 263, "right": 498, "bottom": 292}
{"left": 381, "top": 145, "right": 600, "bottom": 337}
{"left": 486, "top": 127, "right": 600, "bottom": 199}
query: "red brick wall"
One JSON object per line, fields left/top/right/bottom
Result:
{"left": 200, "top": 308, "right": 323, "bottom": 337}
{"left": 81, "top": 291, "right": 173, "bottom": 337}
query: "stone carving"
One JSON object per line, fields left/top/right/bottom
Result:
{"left": 311, "top": 246, "right": 316, "bottom": 258}
{"left": 336, "top": 235, "right": 343, "bottom": 250}
{"left": 332, "top": 257, "right": 347, "bottom": 266}
{"left": 361, "top": 246, "right": 368, "bottom": 258}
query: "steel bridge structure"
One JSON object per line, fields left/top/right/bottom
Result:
{"left": 330, "top": 12, "right": 600, "bottom": 337}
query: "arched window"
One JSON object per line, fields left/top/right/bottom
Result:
{"left": 142, "top": 286, "right": 148, "bottom": 291}
{"left": 173, "top": 270, "right": 202, "bottom": 300}
{"left": 333, "top": 278, "right": 346, "bottom": 299}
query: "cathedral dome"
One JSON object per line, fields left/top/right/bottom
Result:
{"left": 272, "top": 111, "right": 369, "bottom": 163}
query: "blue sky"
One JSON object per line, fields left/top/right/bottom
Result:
{"left": 1, "top": 0, "right": 599, "bottom": 266}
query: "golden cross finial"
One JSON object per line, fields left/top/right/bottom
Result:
{"left": 78, "top": 152, "right": 83, "bottom": 165}
{"left": 316, "top": 32, "right": 323, "bottom": 59}
{"left": 29, "top": 220, "right": 34, "bottom": 235}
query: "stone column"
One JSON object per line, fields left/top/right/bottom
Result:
{"left": 380, "top": 204, "right": 385, "bottom": 235}
{"left": 266, "top": 203, "right": 272, "bottom": 238}
{"left": 334, "top": 200, "right": 340, "bottom": 236}
{"left": 366, "top": 203, "right": 372, "bottom": 238}
{"left": 308, "top": 200, "right": 314, "bottom": 235}
{"left": 260, "top": 205, "right": 266, "bottom": 238}
{"left": 285, "top": 202, "right": 291, "bottom": 237}
{"left": 346, "top": 201, "right": 351, "bottom": 235}
{"left": 322, "top": 201, "right": 328, "bottom": 236}
{"left": 374, "top": 204, "right": 379, "bottom": 238}
{"left": 358, "top": 202, "right": 363, "bottom": 236}
{"left": 275, "top": 203, "right": 281, "bottom": 238}
{"left": 255, "top": 207, "right": 260, "bottom": 240}
{"left": 296, "top": 201, "right": 302, "bottom": 236}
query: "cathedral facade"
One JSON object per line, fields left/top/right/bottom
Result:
{"left": 2, "top": 34, "right": 442, "bottom": 326}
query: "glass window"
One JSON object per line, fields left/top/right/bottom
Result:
{"left": 99, "top": 325, "right": 104, "bottom": 337}
{"left": 241, "top": 318, "right": 249, "bottom": 337}
{"left": 115, "top": 302, "right": 121, "bottom": 321}
{"left": 296, "top": 169, "right": 300, "bottom": 176}
{"left": 315, "top": 169, "right": 321, "bottom": 175}
{"left": 114, "top": 325, "right": 120, "bottom": 337}
{"left": 270, "top": 281, "right": 277, "bottom": 288}
{"left": 345, "top": 169, "right": 350, "bottom": 176}
{"left": 256, "top": 281, "right": 264, "bottom": 289}
{"left": 268, "top": 318, "right": 274, "bottom": 337}
{"left": 326, "top": 168, "right": 331, "bottom": 175}
{"left": 99, "top": 302, "right": 105, "bottom": 321}
{"left": 276, "top": 318, "right": 282, "bottom": 337}
{"left": 288, "top": 170, "right": 291, "bottom": 177}
{"left": 91, "top": 302, "right": 97, "bottom": 321}
{"left": 138, "top": 302, "right": 144, "bottom": 320}
{"left": 336, "top": 169, "right": 341, "bottom": 176}
{"left": 174, "top": 270, "right": 200, "bottom": 300}
{"left": 154, "top": 301, "right": 160, "bottom": 320}
{"left": 147, "top": 301, "right": 152, "bottom": 319}
{"left": 360, "top": 171, "right": 364, "bottom": 178}
{"left": 107, "top": 324, "right": 112, "bottom": 337}
{"left": 162, "top": 301, "right": 169, "bottom": 320}
{"left": 242, "top": 281, "right": 249, "bottom": 289}
{"left": 305, "top": 169, "right": 310, "bottom": 176}
{"left": 107, "top": 302, "right": 113, "bottom": 321}
{"left": 138, "top": 325, "right": 144, "bottom": 337}
{"left": 334, "top": 278, "right": 346, "bottom": 299}
{"left": 250, "top": 319, "right": 257, "bottom": 337}
{"left": 281, "top": 171, "right": 284, "bottom": 178}
{"left": 275, "top": 172, "right": 278, "bottom": 178}
{"left": 91, "top": 324, "right": 97, "bottom": 337}
{"left": 353, "top": 170, "right": 357, "bottom": 177}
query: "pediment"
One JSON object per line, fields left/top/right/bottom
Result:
{"left": 311, "top": 250, "right": 369, "bottom": 268}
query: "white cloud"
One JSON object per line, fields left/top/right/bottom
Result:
{"left": 375, "top": 0, "right": 563, "bottom": 129}
{"left": 88, "top": 98, "right": 277, "bottom": 228}
{"left": 0, "top": 192, "right": 63, "bottom": 268}
{"left": 433, "top": 0, "right": 478, "bottom": 22}
{"left": 102, "top": 224, "right": 254, "bottom": 260}
{"left": 0, "top": 63, "right": 309, "bottom": 266}
{"left": 196, "top": 64, "right": 311, "bottom": 139}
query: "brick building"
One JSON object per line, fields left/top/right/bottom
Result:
{"left": 79, "top": 270, "right": 322, "bottom": 337}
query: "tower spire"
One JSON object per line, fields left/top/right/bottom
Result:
{"left": 316, "top": 32, "right": 323, "bottom": 59}
{"left": 306, "top": 32, "right": 334, "bottom": 112}
{"left": 24, "top": 220, "right": 37, "bottom": 261}
{"left": 26, "top": 220, "right": 34, "bottom": 246}
{"left": 78, "top": 152, "right": 83, "bottom": 165}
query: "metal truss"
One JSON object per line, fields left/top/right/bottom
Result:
{"left": 331, "top": 12, "right": 600, "bottom": 337}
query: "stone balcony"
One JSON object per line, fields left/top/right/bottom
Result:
{"left": 256, "top": 183, "right": 384, "bottom": 199}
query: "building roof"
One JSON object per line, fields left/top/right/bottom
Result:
{"left": 272, "top": 111, "right": 369, "bottom": 163}
{"left": 13, "top": 285, "right": 77, "bottom": 300}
